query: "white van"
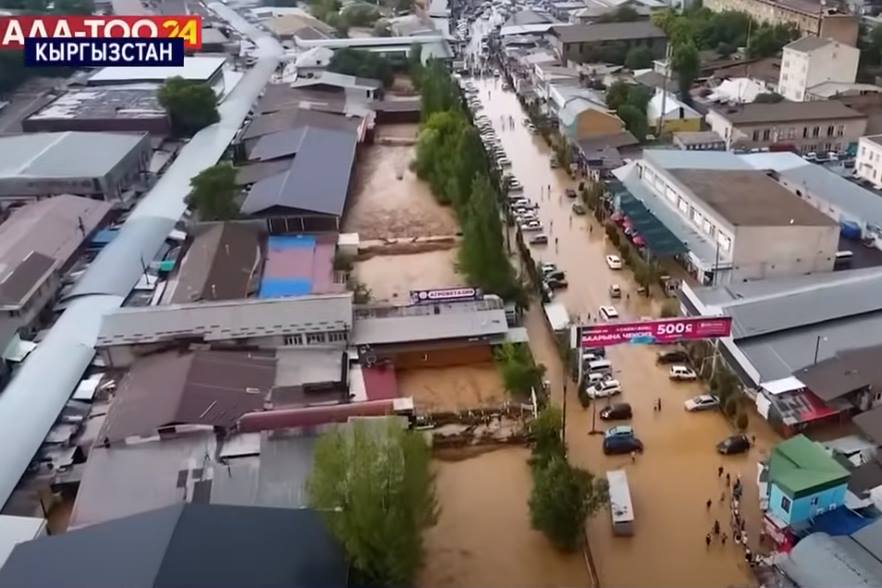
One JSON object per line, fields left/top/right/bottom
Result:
{"left": 587, "top": 359, "right": 613, "bottom": 375}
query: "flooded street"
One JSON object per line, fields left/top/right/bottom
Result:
{"left": 419, "top": 448, "right": 590, "bottom": 588}
{"left": 353, "top": 249, "right": 465, "bottom": 303}
{"left": 398, "top": 363, "right": 506, "bottom": 412}
{"left": 469, "top": 77, "right": 779, "bottom": 587}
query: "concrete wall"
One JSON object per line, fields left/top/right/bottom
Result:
{"left": 731, "top": 224, "right": 838, "bottom": 281}
{"left": 779, "top": 41, "right": 860, "bottom": 102}
{"left": 768, "top": 482, "right": 848, "bottom": 525}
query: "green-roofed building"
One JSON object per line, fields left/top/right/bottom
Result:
{"left": 767, "top": 434, "right": 850, "bottom": 527}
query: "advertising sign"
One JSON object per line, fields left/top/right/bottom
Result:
{"left": 410, "top": 287, "right": 482, "bottom": 305}
{"left": 579, "top": 316, "right": 732, "bottom": 348}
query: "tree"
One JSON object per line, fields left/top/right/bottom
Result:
{"left": 596, "top": 5, "right": 640, "bottom": 22}
{"left": 186, "top": 164, "right": 239, "bottom": 221}
{"left": 495, "top": 342, "right": 545, "bottom": 397}
{"left": 307, "top": 420, "right": 439, "bottom": 586}
{"left": 716, "top": 41, "right": 735, "bottom": 57}
{"left": 341, "top": 2, "right": 380, "bottom": 26}
{"left": 157, "top": 77, "right": 219, "bottom": 136}
{"left": 723, "top": 394, "right": 739, "bottom": 418}
{"left": 626, "top": 84, "right": 652, "bottom": 113}
{"left": 373, "top": 19, "right": 392, "bottom": 37}
{"left": 529, "top": 456, "right": 609, "bottom": 551}
{"left": 530, "top": 406, "right": 564, "bottom": 464}
{"left": 53, "top": 0, "right": 94, "bottom": 13}
{"left": 754, "top": 92, "right": 783, "bottom": 103}
{"left": 617, "top": 103, "right": 649, "bottom": 142}
{"left": 736, "top": 411, "right": 749, "bottom": 431}
{"left": 625, "top": 46, "right": 653, "bottom": 70}
{"left": 671, "top": 42, "right": 700, "bottom": 101}
{"left": 605, "top": 80, "right": 631, "bottom": 111}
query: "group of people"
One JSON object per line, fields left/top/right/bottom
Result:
{"left": 704, "top": 467, "right": 760, "bottom": 567}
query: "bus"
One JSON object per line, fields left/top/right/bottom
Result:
{"left": 607, "top": 469, "right": 634, "bottom": 536}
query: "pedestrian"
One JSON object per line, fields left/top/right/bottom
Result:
{"left": 705, "top": 534, "right": 711, "bottom": 548}
{"left": 713, "top": 520, "right": 720, "bottom": 535}
{"left": 726, "top": 472, "right": 731, "bottom": 487}
{"left": 657, "top": 397, "right": 662, "bottom": 412}
{"left": 744, "top": 548, "right": 753, "bottom": 566}
{"left": 589, "top": 224, "right": 593, "bottom": 233}
{"left": 721, "top": 532, "right": 728, "bottom": 546}
{"left": 569, "top": 214, "right": 573, "bottom": 227}
{"left": 706, "top": 499, "right": 712, "bottom": 510}
{"left": 630, "top": 450, "right": 637, "bottom": 463}
{"left": 550, "top": 220, "right": 554, "bottom": 230}
{"left": 718, "top": 466, "right": 724, "bottom": 478}
{"left": 734, "top": 532, "right": 742, "bottom": 545}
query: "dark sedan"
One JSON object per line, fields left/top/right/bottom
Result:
{"left": 656, "top": 349, "right": 689, "bottom": 364}
{"left": 603, "top": 436, "right": 644, "bottom": 455}
{"left": 600, "top": 403, "right": 632, "bottom": 421}
{"left": 717, "top": 434, "right": 751, "bottom": 455}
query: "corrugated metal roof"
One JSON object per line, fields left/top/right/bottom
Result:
{"left": 0, "top": 252, "right": 55, "bottom": 307}
{"left": 0, "top": 132, "right": 149, "bottom": 179}
{"left": 775, "top": 532, "right": 882, "bottom": 588}
{"left": 552, "top": 21, "right": 665, "bottom": 43}
{"left": 247, "top": 127, "right": 308, "bottom": 162}
{"left": 777, "top": 164, "right": 882, "bottom": 229}
{"left": 0, "top": 8, "right": 283, "bottom": 508}
{"left": 99, "top": 350, "right": 275, "bottom": 443}
{"left": 351, "top": 304, "right": 508, "bottom": 345}
{"left": 710, "top": 101, "right": 865, "bottom": 125}
{"left": 96, "top": 293, "right": 353, "bottom": 346}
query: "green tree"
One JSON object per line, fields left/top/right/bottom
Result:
{"left": 736, "top": 411, "right": 749, "bottom": 431}
{"left": 158, "top": 77, "right": 219, "bottom": 136}
{"left": 617, "top": 103, "right": 649, "bottom": 141}
{"left": 597, "top": 5, "right": 640, "bottom": 22}
{"left": 420, "top": 60, "right": 457, "bottom": 118}
{"left": 186, "top": 164, "right": 239, "bottom": 221}
{"left": 625, "top": 46, "right": 653, "bottom": 70}
{"left": 328, "top": 48, "right": 393, "bottom": 86}
{"left": 529, "top": 456, "right": 609, "bottom": 551}
{"left": 754, "top": 92, "right": 783, "bottom": 103}
{"left": 530, "top": 405, "right": 564, "bottom": 464}
{"left": 605, "top": 80, "right": 631, "bottom": 111}
{"left": 723, "top": 394, "right": 739, "bottom": 418}
{"left": 626, "top": 84, "right": 652, "bottom": 113}
{"left": 671, "top": 42, "right": 700, "bottom": 101}
{"left": 341, "top": 2, "right": 380, "bottom": 26}
{"left": 495, "top": 342, "right": 546, "bottom": 397}
{"left": 307, "top": 420, "right": 439, "bottom": 586}
{"left": 373, "top": 19, "right": 392, "bottom": 36}
{"left": 53, "top": 0, "right": 94, "bottom": 13}
{"left": 865, "top": 24, "right": 882, "bottom": 66}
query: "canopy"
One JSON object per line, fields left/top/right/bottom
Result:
{"left": 617, "top": 191, "right": 688, "bottom": 257}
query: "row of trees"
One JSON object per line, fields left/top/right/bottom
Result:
{"left": 652, "top": 7, "right": 799, "bottom": 100}
{"left": 494, "top": 342, "right": 546, "bottom": 398}
{"left": 414, "top": 62, "right": 521, "bottom": 299}
{"left": 328, "top": 48, "right": 395, "bottom": 87}
{"left": 307, "top": 419, "right": 439, "bottom": 586}
{"left": 605, "top": 81, "right": 650, "bottom": 141}
{"left": 157, "top": 77, "right": 220, "bottom": 136}
{"left": 528, "top": 407, "right": 609, "bottom": 550}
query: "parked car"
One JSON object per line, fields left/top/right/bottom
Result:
{"left": 717, "top": 434, "right": 751, "bottom": 455}
{"left": 604, "top": 425, "right": 634, "bottom": 439}
{"left": 586, "top": 379, "right": 621, "bottom": 398}
{"left": 539, "top": 262, "right": 558, "bottom": 275}
{"left": 606, "top": 255, "right": 623, "bottom": 269}
{"left": 600, "top": 402, "right": 632, "bottom": 421}
{"left": 550, "top": 156, "right": 560, "bottom": 168}
{"left": 546, "top": 277, "right": 568, "bottom": 289}
{"left": 609, "top": 284, "right": 621, "bottom": 298}
{"left": 520, "top": 220, "right": 543, "bottom": 232}
{"left": 656, "top": 349, "right": 689, "bottom": 364}
{"left": 529, "top": 234, "right": 548, "bottom": 245}
{"left": 565, "top": 188, "right": 577, "bottom": 198}
{"left": 684, "top": 394, "right": 720, "bottom": 412}
{"left": 603, "top": 435, "right": 644, "bottom": 455}
{"left": 599, "top": 305, "right": 619, "bottom": 321}
{"left": 669, "top": 365, "right": 698, "bottom": 381}
{"left": 546, "top": 270, "right": 566, "bottom": 281}
{"left": 572, "top": 202, "right": 586, "bottom": 215}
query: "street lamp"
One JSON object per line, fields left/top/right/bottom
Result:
{"left": 813, "top": 335, "right": 828, "bottom": 364}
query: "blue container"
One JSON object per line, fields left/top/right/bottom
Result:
{"left": 840, "top": 220, "right": 862, "bottom": 240}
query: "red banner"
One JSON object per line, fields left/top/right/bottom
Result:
{"left": 0, "top": 16, "right": 202, "bottom": 50}
{"left": 580, "top": 316, "right": 732, "bottom": 348}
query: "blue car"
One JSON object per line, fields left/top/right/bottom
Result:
{"left": 603, "top": 436, "right": 644, "bottom": 455}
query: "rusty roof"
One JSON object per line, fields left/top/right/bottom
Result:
{"left": 0, "top": 252, "right": 56, "bottom": 308}
{"left": 99, "top": 350, "right": 276, "bottom": 444}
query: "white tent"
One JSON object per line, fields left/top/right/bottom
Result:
{"left": 708, "top": 78, "right": 768, "bottom": 104}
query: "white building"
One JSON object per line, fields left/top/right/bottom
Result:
{"left": 778, "top": 36, "right": 860, "bottom": 102}
{"left": 856, "top": 135, "right": 882, "bottom": 187}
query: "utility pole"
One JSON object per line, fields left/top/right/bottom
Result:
{"left": 657, "top": 42, "right": 673, "bottom": 138}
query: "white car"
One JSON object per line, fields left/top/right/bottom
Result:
{"left": 669, "top": 365, "right": 698, "bottom": 381}
{"left": 684, "top": 394, "right": 720, "bottom": 412}
{"left": 587, "top": 379, "right": 622, "bottom": 398}
{"left": 520, "top": 220, "right": 543, "bottom": 232}
{"left": 599, "top": 305, "right": 619, "bottom": 321}
{"left": 540, "top": 263, "right": 558, "bottom": 275}
{"left": 606, "top": 255, "right": 623, "bottom": 270}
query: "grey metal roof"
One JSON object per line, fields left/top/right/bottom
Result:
{"left": 777, "top": 164, "right": 882, "bottom": 229}
{"left": 785, "top": 36, "right": 834, "bottom": 53}
{"left": 351, "top": 301, "right": 508, "bottom": 345}
{"left": 0, "top": 132, "right": 149, "bottom": 179}
{"left": 775, "top": 532, "right": 882, "bottom": 588}
{"left": 0, "top": 503, "right": 348, "bottom": 588}
{"left": 794, "top": 344, "right": 882, "bottom": 402}
{"left": 710, "top": 101, "right": 865, "bottom": 125}
{"left": 643, "top": 148, "right": 749, "bottom": 171}
{"left": 853, "top": 518, "right": 882, "bottom": 560}
{"left": 0, "top": 6, "right": 283, "bottom": 508}
{"left": 241, "top": 126, "right": 358, "bottom": 217}
{"left": 96, "top": 293, "right": 353, "bottom": 346}
{"left": 248, "top": 127, "right": 308, "bottom": 162}
{"left": 290, "top": 71, "right": 381, "bottom": 91}
{"left": 552, "top": 21, "right": 665, "bottom": 43}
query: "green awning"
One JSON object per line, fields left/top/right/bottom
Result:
{"left": 617, "top": 191, "right": 688, "bottom": 257}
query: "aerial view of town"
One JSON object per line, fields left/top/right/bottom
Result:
{"left": 3, "top": 0, "right": 882, "bottom": 586}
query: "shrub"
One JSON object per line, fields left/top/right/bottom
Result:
{"left": 723, "top": 395, "right": 738, "bottom": 418}
{"left": 736, "top": 411, "right": 749, "bottom": 431}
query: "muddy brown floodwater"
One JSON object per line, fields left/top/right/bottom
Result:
{"left": 442, "top": 77, "right": 783, "bottom": 588}
{"left": 353, "top": 249, "right": 465, "bottom": 303}
{"left": 419, "top": 447, "right": 591, "bottom": 588}
{"left": 398, "top": 363, "right": 506, "bottom": 412}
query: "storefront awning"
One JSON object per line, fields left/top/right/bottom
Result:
{"left": 616, "top": 191, "right": 688, "bottom": 257}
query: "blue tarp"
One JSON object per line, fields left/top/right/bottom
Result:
{"left": 268, "top": 235, "right": 315, "bottom": 250}
{"left": 259, "top": 278, "right": 312, "bottom": 298}
{"left": 808, "top": 507, "right": 876, "bottom": 537}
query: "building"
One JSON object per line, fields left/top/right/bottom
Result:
{"left": 0, "top": 516, "right": 45, "bottom": 570}
{"left": 85, "top": 55, "right": 227, "bottom": 88}
{"left": 673, "top": 130, "right": 727, "bottom": 151}
{"left": 856, "top": 134, "right": 882, "bottom": 187}
{"left": 0, "top": 504, "right": 349, "bottom": 588}
{"left": 22, "top": 87, "right": 170, "bottom": 135}
{"left": 703, "top": 0, "right": 859, "bottom": 45}
{"left": 293, "top": 46, "right": 334, "bottom": 78}
{"left": 240, "top": 125, "right": 359, "bottom": 233}
{"left": 290, "top": 71, "right": 383, "bottom": 101}
{"left": 549, "top": 21, "right": 666, "bottom": 65}
{"left": 705, "top": 101, "right": 867, "bottom": 154}
{"left": 293, "top": 36, "right": 453, "bottom": 65}
{"left": 646, "top": 88, "right": 702, "bottom": 134}
{"left": 0, "top": 195, "right": 111, "bottom": 339}
{"left": 767, "top": 435, "right": 850, "bottom": 527}
{"left": 0, "top": 132, "right": 152, "bottom": 203}
{"left": 95, "top": 293, "right": 353, "bottom": 367}
{"left": 774, "top": 528, "right": 882, "bottom": 588}
{"left": 613, "top": 149, "right": 839, "bottom": 285}
{"left": 558, "top": 96, "right": 625, "bottom": 142}
{"left": 778, "top": 37, "right": 860, "bottom": 102}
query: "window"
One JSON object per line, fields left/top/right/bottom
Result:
{"left": 283, "top": 334, "right": 303, "bottom": 346}
{"left": 327, "top": 331, "right": 347, "bottom": 342}
{"left": 753, "top": 129, "right": 760, "bottom": 141}
{"left": 717, "top": 233, "right": 731, "bottom": 252}
{"left": 781, "top": 495, "right": 791, "bottom": 513}
{"left": 812, "top": 126, "right": 820, "bottom": 138}
{"left": 827, "top": 125, "right": 835, "bottom": 137}
{"left": 810, "top": 496, "right": 820, "bottom": 506}
{"left": 678, "top": 197, "right": 689, "bottom": 214}
{"left": 836, "top": 124, "right": 845, "bottom": 137}
{"left": 803, "top": 127, "right": 809, "bottom": 138}
{"left": 861, "top": 146, "right": 866, "bottom": 158}
{"left": 762, "top": 129, "right": 771, "bottom": 141}
{"left": 306, "top": 332, "right": 326, "bottom": 344}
